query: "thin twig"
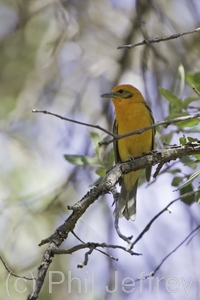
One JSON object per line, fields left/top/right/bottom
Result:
{"left": 186, "top": 229, "right": 200, "bottom": 246}
{"left": 122, "top": 224, "right": 200, "bottom": 284}
{"left": 192, "top": 84, "right": 200, "bottom": 96}
{"left": 77, "top": 247, "right": 94, "bottom": 268}
{"left": 99, "top": 113, "right": 200, "bottom": 146}
{"left": 117, "top": 27, "right": 200, "bottom": 49}
{"left": 152, "top": 224, "right": 200, "bottom": 276}
{"left": 71, "top": 231, "right": 120, "bottom": 261}
{"left": 131, "top": 199, "right": 179, "bottom": 248}
{"left": 0, "top": 256, "right": 36, "bottom": 281}
{"left": 32, "top": 109, "right": 115, "bottom": 137}
{"left": 32, "top": 109, "right": 200, "bottom": 147}
{"left": 188, "top": 105, "right": 200, "bottom": 110}
{"left": 148, "top": 161, "right": 179, "bottom": 187}
{"left": 53, "top": 242, "right": 140, "bottom": 256}
{"left": 153, "top": 161, "right": 165, "bottom": 178}
{"left": 131, "top": 188, "right": 200, "bottom": 248}
{"left": 111, "top": 187, "right": 133, "bottom": 249}
{"left": 28, "top": 144, "right": 200, "bottom": 300}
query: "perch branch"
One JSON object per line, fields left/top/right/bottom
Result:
{"left": 99, "top": 113, "right": 200, "bottom": 146}
{"left": 27, "top": 142, "right": 200, "bottom": 299}
{"left": 32, "top": 109, "right": 200, "bottom": 146}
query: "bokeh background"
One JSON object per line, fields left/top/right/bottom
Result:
{"left": 0, "top": 0, "right": 200, "bottom": 299}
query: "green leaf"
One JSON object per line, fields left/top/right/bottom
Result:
{"left": 195, "top": 190, "right": 200, "bottom": 203}
{"left": 171, "top": 176, "right": 183, "bottom": 187}
{"left": 89, "top": 132, "right": 101, "bottom": 149}
{"left": 64, "top": 154, "right": 101, "bottom": 166}
{"left": 164, "top": 111, "right": 188, "bottom": 120}
{"left": 188, "top": 137, "right": 200, "bottom": 143}
{"left": 183, "top": 161, "right": 199, "bottom": 169}
{"left": 95, "top": 167, "right": 106, "bottom": 177}
{"left": 177, "top": 118, "right": 199, "bottom": 129}
{"left": 179, "top": 136, "right": 186, "bottom": 146}
{"left": 180, "top": 156, "right": 194, "bottom": 164}
{"left": 177, "top": 64, "right": 185, "bottom": 98}
{"left": 108, "top": 148, "right": 114, "bottom": 167}
{"left": 159, "top": 132, "right": 173, "bottom": 145}
{"left": 177, "top": 170, "right": 200, "bottom": 190}
{"left": 186, "top": 72, "right": 200, "bottom": 91}
{"left": 183, "top": 97, "right": 200, "bottom": 108}
{"left": 180, "top": 155, "right": 198, "bottom": 169}
{"left": 180, "top": 184, "right": 195, "bottom": 206}
{"left": 159, "top": 87, "right": 183, "bottom": 109}
{"left": 194, "top": 154, "right": 200, "bottom": 161}
{"left": 167, "top": 168, "right": 182, "bottom": 174}
{"left": 93, "top": 177, "right": 103, "bottom": 186}
{"left": 180, "top": 136, "right": 200, "bottom": 146}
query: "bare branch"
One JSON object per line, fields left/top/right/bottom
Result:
{"left": 117, "top": 27, "right": 200, "bottom": 49}
{"left": 32, "top": 109, "right": 115, "bottom": 137}
{"left": 192, "top": 84, "right": 200, "bottom": 96}
{"left": 0, "top": 256, "right": 36, "bottom": 281}
{"left": 131, "top": 199, "right": 179, "bottom": 248}
{"left": 111, "top": 186, "right": 133, "bottom": 249}
{"left": 77, "top": 247, "right": 94, "bottom": 268}
{"left": 188, "top": 105, "right": 200, "bottom": 110}
{"left": 71, "top": 230, "right": 119, "bottom": 261}
{"left": 186, "top": 229, "right": 200, "bottom": 246}
{"left": 51, "top": 239, "right": 140, "bottom": 269}
{"left": 131, "top": 188, "right": 200, "bottom": 248}
{"left": 27, "top": 143, "right": 200, "bottom": 300}
{"left": 32, "top": 109, "right": 200, "bottom": 147}
{"left": 54, "top": 230, "right": 140, "bottom": 262}
{"left": 99, "top": 113, "right": 200, "bottom": 146}
{"left": 152, "top": 224, "right": 200, "bottom": 276}
{"left": 53, "top": 242, "right": 139, "bottom": 256}
{"left": 153, "top": 161, "right": 165, "bottom": 178}
{"left": 130, "top": 224, "right": 200, "bottom": 284}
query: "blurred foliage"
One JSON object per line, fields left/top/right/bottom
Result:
{"left": 64, "top": 131, "right": 114, "bottom": 184}
{"left": 1, "top": 0, "right": 200, "bottom": 299}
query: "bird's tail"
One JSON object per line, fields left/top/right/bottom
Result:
{"left": 114, "top": 179, "right": 138, "bottom": 221}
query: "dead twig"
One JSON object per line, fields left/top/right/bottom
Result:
{"left": 118, "top": 27, "right": 200, "bottom": 49}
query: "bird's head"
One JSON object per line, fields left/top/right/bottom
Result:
{"left": 101, "top": 84, "right": 144, "bottom": 103}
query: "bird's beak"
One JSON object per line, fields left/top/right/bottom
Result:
{"left": 101, "top": 92, "right": 116, "bottom": 99}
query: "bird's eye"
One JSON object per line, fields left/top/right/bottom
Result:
{"left": 118, "top": 89, "right": 124, "bottom": 94}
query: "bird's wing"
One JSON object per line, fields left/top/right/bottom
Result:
{"left": 145, "top": 104, "right": 155, "bottom": 182}
{"left": 112, "top": 119, "right": 122, "bottom": 186}
{"left": 112, "top": 119, "right": 120, "bottom": 163}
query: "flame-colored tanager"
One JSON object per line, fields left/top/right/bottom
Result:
{"left": 101, "top": 84, "right": 155, "bottom": 220}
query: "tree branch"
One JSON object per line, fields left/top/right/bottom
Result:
{"left": 117, "top": 27, "right": 200, "bottom": 49}
{"left": 0, "top": 256, "right": 36, "bottom": 281}
{"left": 152, "top": 224, "right": 200, "bottom": 276}
{"left": 133, "top": 224, "right": 200, "bottom": 283}
{"left": 99, "top": 113, "right": 200, "bottom": 146}
{"left": 131, "top": 188, "right": 200, "bottom": 248}
{"left": 32, "top": 109, "right": 115, "bottom": 138}
{"left": 111, "top": 186, "right": 133, "bottom": 249}
{"left": 32, "top": 109, "right": 200, "bottom": 146}
{"left": 27, "top": 142, "right": 200, "bottom": 299}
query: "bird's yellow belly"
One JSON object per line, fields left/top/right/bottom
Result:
{"left": 115, "top": 102, "right": 153, "bottom": 191}
{"left": 118, "top": 130, "right": 152, "bottom": 160}
{"left": 117, "top": 113, "right": 153, "bottom": 161}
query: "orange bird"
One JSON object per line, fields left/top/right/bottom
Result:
{"left": 101, "top": 84, "right": 154, "bottom": 220}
